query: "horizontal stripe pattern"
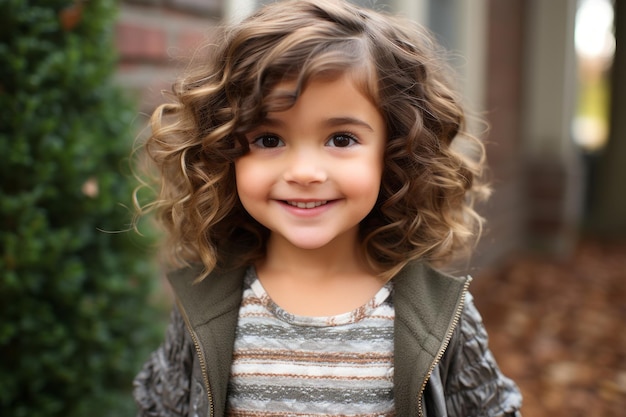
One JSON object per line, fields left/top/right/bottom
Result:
{"left": 226, "top": 268, "right": 395, "bottom": 416}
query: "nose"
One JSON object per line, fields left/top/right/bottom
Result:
{"left": 282, "top": 148, "right": 327, "bottom": 185}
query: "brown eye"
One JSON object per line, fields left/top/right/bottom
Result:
{"left": 252, "top": 134, "right": 283, "bottom": 148}
{"left": 327, "top": 133, "right": 358, "bottom": 148}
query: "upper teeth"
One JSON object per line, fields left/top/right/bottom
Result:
{"left": 288, "top": 201, "right": 328, "bottom": 209}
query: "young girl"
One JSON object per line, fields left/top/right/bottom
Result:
{"left": 133, "top": 0, "right": 522, "bottom": 416}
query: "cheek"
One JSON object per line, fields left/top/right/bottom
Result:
{"left": 234, "top": 158, "right": 268, "bottom": 201}
{"left": 234, "top": 161, "right": 250, "bottom": 198}
{"left": 340, "top": 158, "right": 384, "bottom": 201}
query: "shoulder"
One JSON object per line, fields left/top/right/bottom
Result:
{"left": 167, "top": 264, "right": 247, "bottom": 327}
{"left": 393, "top": 261, "right": 470, "bottom": 298}
{"left": 393, "top": 262, "right": 470, "bottom": 336}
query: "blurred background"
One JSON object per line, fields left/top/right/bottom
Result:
{"left": 114, "top": 1, "right": 625, "bottom": 412}
{"left": 1, "top": 0, "right": 624, "bottom": 415}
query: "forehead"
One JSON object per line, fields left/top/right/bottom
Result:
{"left": 270, "top": 65, "right": 380, "bottom": 110}
{"left": 261, "top": 73, "right": 386, "bottom": 136}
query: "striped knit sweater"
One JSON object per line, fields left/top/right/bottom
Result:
{"left": 226, "top": 267, "right": 396, "bottom": 417}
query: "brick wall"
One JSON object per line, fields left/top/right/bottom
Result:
{"left": 114, "top": 0, "right": 222, "bottom": 114}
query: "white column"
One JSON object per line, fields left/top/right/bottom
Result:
{"left": 390, "top": 0, "right": 429, "bottom": 26}
{"left": 523, "top": 0, "right": 578, "bottom": 157}
{"left": 456, "top": 0, "right": 488, "bottom": 122}
{"left": 224, "top": 0, "right": 257, "bottom": 23}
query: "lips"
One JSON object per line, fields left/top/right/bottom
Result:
{"left": 285, "top": 200, "right": 328, "bottom": 209}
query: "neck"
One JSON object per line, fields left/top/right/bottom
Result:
{"left": 255, "top": 230, "right": 384, "bottom": 316}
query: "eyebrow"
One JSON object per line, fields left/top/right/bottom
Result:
{"left": 262, "top": 116, "right": 375, "bottom": 132}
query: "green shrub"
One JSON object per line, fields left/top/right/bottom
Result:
{"left": 0, "top": 1, "right": 163, "bottom": 415}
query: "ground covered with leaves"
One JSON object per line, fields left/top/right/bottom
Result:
{"left": 472, "top": 240, "right": 626, "bottom": 416}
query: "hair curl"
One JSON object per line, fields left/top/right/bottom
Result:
{"left": 134, "top": 0, "right": 490, "bottom": 280}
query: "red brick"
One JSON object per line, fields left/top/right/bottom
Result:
{"left": 176, "top": 27, "right": 209, "bottom": 54}
{"left": 116, "top": 21, "right": 168, "bottom": 62}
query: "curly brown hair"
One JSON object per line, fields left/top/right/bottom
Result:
{"left": 134, "top": 0, "right": 490, "bottom": 280}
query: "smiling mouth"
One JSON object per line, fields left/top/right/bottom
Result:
{"left": 285, "top": 200, "right": 329, "bottom": 209}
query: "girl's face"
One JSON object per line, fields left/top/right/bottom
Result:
{"left": 235, "top": 73, "right": 386, "bottom": 253}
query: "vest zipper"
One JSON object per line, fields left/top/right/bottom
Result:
{"left": 175, "top": 299, "right": 215, "bottom": 417}
{"left": 417, "top": 277, "right": 472, "bottom": 417}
